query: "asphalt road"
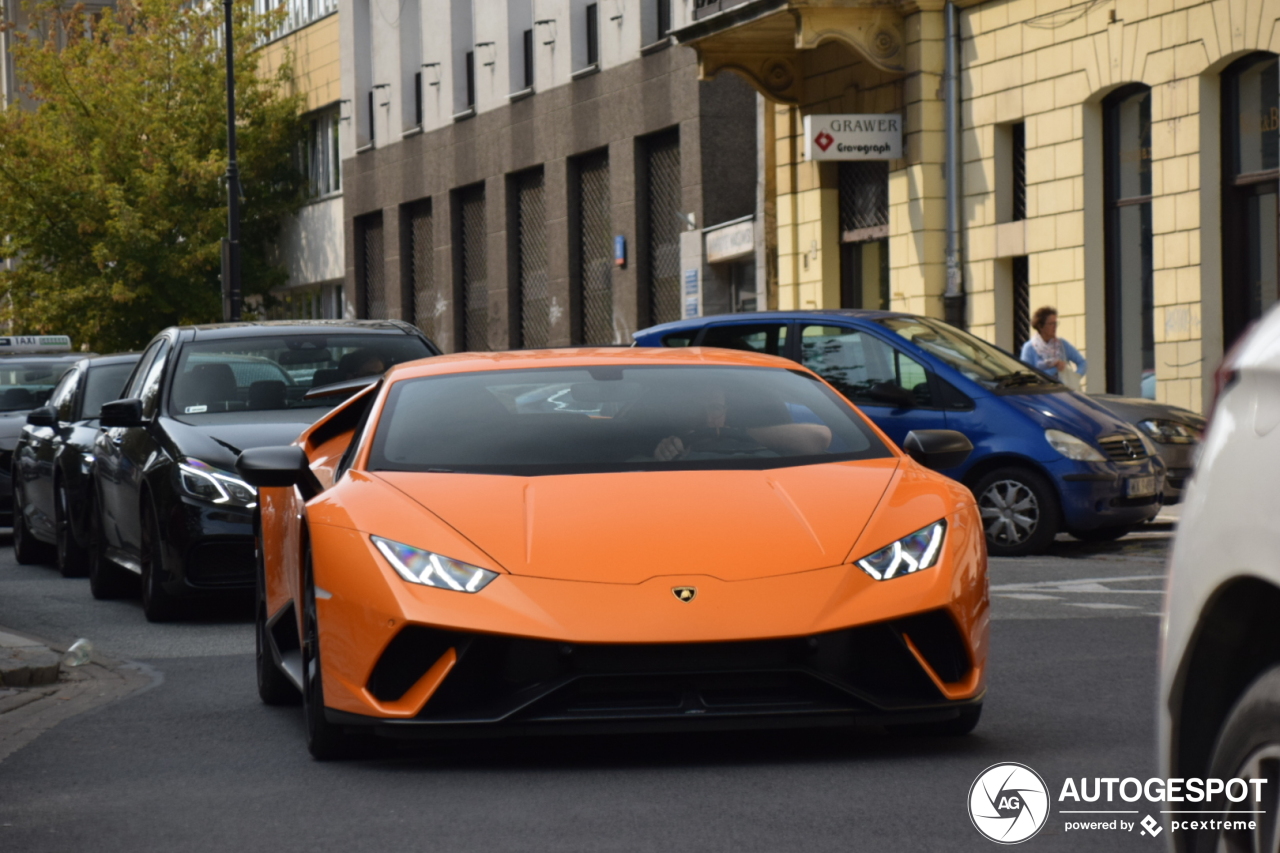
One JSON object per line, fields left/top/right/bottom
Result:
{"left": 0, "top": 530, "right": 1173, "bottom": 852}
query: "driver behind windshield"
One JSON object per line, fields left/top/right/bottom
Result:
{"left": 653, "top": 385, "right": 832, "bottom": 461}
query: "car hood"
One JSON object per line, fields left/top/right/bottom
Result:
{"left": 373, "top": 459, "right": 901, "bottom": 584}
{"left": 161, "top": 415, "right": 324, "bottom": 470}
{"left": 999, "top": 390, "right": 1136, "bottom": 441}
{"left": 1089, "top": 394, "right": 1206, "bottom": 429}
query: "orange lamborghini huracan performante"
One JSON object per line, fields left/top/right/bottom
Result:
{"left": 236, "top": 348, "right": 989, "bottom": 759}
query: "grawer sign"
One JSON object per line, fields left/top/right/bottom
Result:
{"left": 803, "top": 114, "right": 902, "bottom": 161}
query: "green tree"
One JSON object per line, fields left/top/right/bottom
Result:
{"left": 0, "top": 0, "right": 306, "bottom": 351}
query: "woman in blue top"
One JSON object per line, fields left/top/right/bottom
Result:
{"left": 1020, "top": 306, "right": 1086, "bottom": 385}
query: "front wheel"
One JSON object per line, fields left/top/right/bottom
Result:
{"left": 972, "top": 467, "right": 1060, "bottom": 557}
{"left": 140, "top": 502, "right": 182, "bottom": 622}
{"left": 56, "top": 480, "right": 90, "bottom": 578}
{"left": 87, "top": 490, "right": 131, "bottom": 600}
{"left": 12, "top": 477, "right": 52, "bottom": 566}
{"left": 301, "top": 543, "right": 366, "bottom": 760}
{"left": 1196, "top": 666, "right": 1280, "bottom": 853}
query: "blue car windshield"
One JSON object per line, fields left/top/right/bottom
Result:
{"left": 370, "top": 365, "right": 891, "bottom": 475}
{"left": 876, "top": 317, "right": 1057, "bottom": 392}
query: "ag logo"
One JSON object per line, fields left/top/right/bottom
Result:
{"left": 814, "top": 130, "right": 835, "bottom": 152}
{"left": 672, "top": 586, "right": 697, "bottom": 602}
{"left": 968, "top": 763, "right": 1049, "bottom": 844}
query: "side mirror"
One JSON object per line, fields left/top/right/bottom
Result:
{"left": 903, "top": 429, "right": 973, "bottom": 470}
{"left": 866, "top": 382, "right": 917, "bottom": 408}
{"left": 99, "top": 398, "right": 144, "bottom": 428}
{"left": 236, "top": 446, "right": 323, "bottom": 500}
{"left": 26, "top": 406, "right": 58, "bottom": 428}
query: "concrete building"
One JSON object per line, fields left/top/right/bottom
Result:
{"left": 259, "top": 0, "right": 348, "bottom": 319}
{"left": 674, "top": 0, "right": 1280, "bottom": 412}
{"left": 338, "top": 0, "right": 760, "bottom": 351}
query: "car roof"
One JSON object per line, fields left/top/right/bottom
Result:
{"left": 80, "top": 353, "right": 141, "bottom": 368}
{"left": 635, "top": 309, "right": 920, "bottom": 337}
{"left": 183, "top": 320, "right": 422, "bottom": 341}
{"left": 384, "top": 346, "right": 800, "bottom": 380}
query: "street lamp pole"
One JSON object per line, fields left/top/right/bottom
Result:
{"left": 221, "top": 0, "right": 242, "bottom": 322}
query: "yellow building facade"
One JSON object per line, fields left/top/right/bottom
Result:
{"left": 676, "top": 0, "right": 1280, "bottom": 412}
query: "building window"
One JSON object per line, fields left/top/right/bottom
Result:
{"left": 405, "top": 200, "right": 437, "bottom": 339}
{"left": 357, "top": 212, "right": 386, "bottom": 319}
{"left": 1011, "top": 122, "right": 1026, "bottom": 221}
{"left": 514, "top": 170, "right": 549, "bottom": 348}
{"left": 838, "top": 161, "right": 889, "bottom": 310}
{"left": 456, "top": 184, "right": 488, "bottom": 351}
{"left": 255, "top": 0, "right": 339, "bottom": 42}
{"left": 657, "top": 0, "right": 670, "bottom": 38}
{"left": 585, "top": 4, "right": 599, "bottom": 66}
{"left": 367, "top": 90, "right": 375, "bottom": 143}
{"left": 574, "top": 151, "right": 612, "bottom": 344}
{"left": 300, "top": 107, "right": 341, "bottom": 197}
{"left": 1012, "top": 255, "right": 1030, "bottom": 352}
{"left": 1103, "top": 84, "right": 1154, "bottom": 398}
{"left": 1222, "top": 53, "right": 1279, "bottom": 350}
{"left": 523, "top": 29, "right": 534, "bottom": 89}
{"left": 642, "top": 130, "right": 681, "bottom": 326}
{"left": 464, "top": 51, "right": 475, "bottom": 109}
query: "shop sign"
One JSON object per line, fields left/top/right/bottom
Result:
{"left": 705, "top": 219, "right": 754, "bottom": 263}
{"left": 803, "top": 114, "right": 902, "bottom": 161}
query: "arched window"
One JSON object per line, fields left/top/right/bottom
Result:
{"left": 1222, "top": 54, "right": 1279, "bottom": 348}
{"left": 1103, "top": 85, "right": 1154, "bottom": 398}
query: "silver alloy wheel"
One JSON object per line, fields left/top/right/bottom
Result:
{"left": 1216, "top": 743, "right": 1280, "bottom": 853}
{"left": 978, "top": 479, "right": 1041, "bottom": 545}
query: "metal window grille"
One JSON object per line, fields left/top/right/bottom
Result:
{"left": 646, "top": 133, "right": 681, "bottom": 325}
{"left": 1012, "top": 122, "right": 1026, "bottom": 221}
{"left": 838, "top": 162, "right": 889, "bottom": 235}
{"left": 407, "top": 202, "right": 438, "bottom": 339}
{"left": 577, "top": 152, "right": 612, "bottom": 344}
{"left": 1012, "top": 255, "right": 1030, "bottom": 352}
{"left": 360, "top": 214, "right": 387, "bottom": 319}
{"left": 515, "top": 171, "right": 549, "bottom": 348}
{"left": 459, "top": 186, "right": 489, "bottom": 351}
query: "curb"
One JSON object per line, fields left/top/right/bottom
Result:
{"left": 0, "top": 630, "right": 61, "bottom": 688}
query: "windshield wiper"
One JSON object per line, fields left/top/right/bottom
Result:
{"left": 993, "top": 372, "right": 1047, "bottom": 388}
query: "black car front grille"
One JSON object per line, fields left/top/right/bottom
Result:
{"left": 1098, "top": 434, "right": 1151, "bottom": 461}
{"left": 185, "top": 542, "right": 255, "bottom": 587}
{"left": 366, "top": 610, "right": 975, "bottom": 724}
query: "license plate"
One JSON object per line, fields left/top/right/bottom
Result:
{"left": 1126, "top": 476, "right": 1156, "bottom": 498}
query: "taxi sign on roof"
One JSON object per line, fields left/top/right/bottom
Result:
{"left": 0, "top": 335, "right": 73, "bottom": 354}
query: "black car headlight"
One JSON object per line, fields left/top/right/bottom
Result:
{"left": 178, "top": 459, "right": 257, "bottom": 508}
{"left": 372, "top": 536, "right": 498, "bottom": 593}
{"left": 1137, "top": 419, "right": 1201, "bottom": 445}
{"left": 855, "top": 520, "right": 947, "bottom": 581}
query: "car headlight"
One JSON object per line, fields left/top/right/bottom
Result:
{"left": 1045, "top": 429, "right": 1106, "bottom": 462}
{"left": 372, "top": 536, "right": 498, "bottom": 593}
{"left": 856, "top": 520, "right": 946, "bottom": 581}
{"left": 178, "top": 459, "right": 258, "bottom": 508}
{"left": 1137, "top": 418, "right": 1200, "bottom": 445}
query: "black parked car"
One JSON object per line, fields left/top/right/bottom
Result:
{"left": 12, "top": 353, "right": 141, "bottom": 574}
{"left": 0, "top": 337, "right": 87, "bottom": 528}
{"left": 88, "top": 320, "right": 440, "bottom": 621}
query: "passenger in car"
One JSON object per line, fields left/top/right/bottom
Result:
{"left": 653, "top": 386, "right": 832, "bottom": 461}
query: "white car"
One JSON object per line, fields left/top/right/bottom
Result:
{"left": 1159, "top": 304, "right": 1280, "bottom": 852}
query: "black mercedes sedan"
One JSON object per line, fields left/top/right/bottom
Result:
{"left": 88, "top": 320, "right": 440, "bottom": 621}
{"left": 12, "top": 353, "right": 141, "bottom": 574}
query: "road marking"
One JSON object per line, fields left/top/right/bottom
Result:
{"left": 1067, "top": 602, "right": 1141, "bottom": 610}
{"left": 997, "top": 593, "right": 1063, "bottom": 601}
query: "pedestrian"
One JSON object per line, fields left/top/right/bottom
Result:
{"left": 1020, "top": 306, "right": 1086, "bottom": 389}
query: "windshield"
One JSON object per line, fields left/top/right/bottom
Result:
{"left": 170, "top": 334, "right": 433, "bottom": 416}
{"left": 82, "top": 362, "right": 138, "bottom": 419}
{"left": 876, "top": 317, "right": 1058, "bottom": 392}
{"left": 0, "top": 359, "right": 78, "bottom": 412}
{"left": 369, "top": 365, "right": 891, "bottom": 476}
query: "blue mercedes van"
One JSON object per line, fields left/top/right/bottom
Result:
{"left": 633, "top": 310, "right": 1165, "bottom": 556}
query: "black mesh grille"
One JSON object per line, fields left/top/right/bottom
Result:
{"left": 360, "top": 213, "right": 386, "bottom": 319}
{"left": 646, "top": 132, "right": 681, "bottom": 325}
{"left": 407, "top": 201, "right": 438, "bottom": 339}
{"left": 515, "top": 170, "right": 550, "bottom": 348}
{"left": 459, "top": 185, "right": 489, "bottom": 352}
{"left": 578, "top": 151, "right": 613, "bottom": 345}
{"left": 839, "top": 162, "right": 889, "bottom": 235}
{"left": 1013, "top": 255, "right": 1030, "bottom": 352}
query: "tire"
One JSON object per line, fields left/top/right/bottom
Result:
{"left": 87, "top": 490, "right": 131, "bottom": 600}
{"left": 301, "top": 542, "right": 365, "bottom": 760}
{"left": 972, "top": 467, "right": 1061, "bottom": 557}
{"left": 1071, "top": 525, "right": 1134, "bottom": 543}
{"left": 140, "top": 502, "right": 183, "bottom": 623}
{"left": 256, "top": 527, "right": 300, "bottom": 706}
{"left": 12, "top": 476, "right": 53, "bottom": 566}
{"left": 1187, "top": 665, "right": 1280, "bottom": 853}
{"left": 889, "top": 703, "right": 982, "bottom": 737}
{"left": 56, "top": 479, "right": 90, "bottom": 578}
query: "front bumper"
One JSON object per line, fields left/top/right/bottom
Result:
{"left": 1050, "top": 456, "right": 1166, "bottom": 532}
{"left": 159, "top": 497, "right": 256, "bottom": 593}
{"left": 305, "top": 513, "right": 989, "bottom": 732}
